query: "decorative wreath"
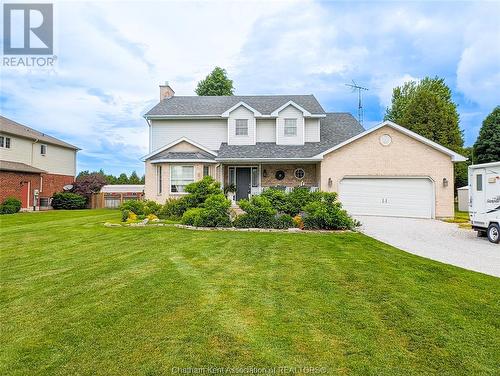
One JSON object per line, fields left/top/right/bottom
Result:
{"left": 275, "top": 170, "right": 285, "bottom": 180}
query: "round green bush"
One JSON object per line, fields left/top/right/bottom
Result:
{"left": 0, "top": 197, "right": 22, "bottom": 214}
{"left": 51, "top": 192, "right": 87, "bottom": 210}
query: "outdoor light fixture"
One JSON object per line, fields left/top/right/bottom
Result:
{"left": 443, "top": 178, "right": 448, "bottom": 187}
{"left": 328, "top": 177, "right": 332, "bottom": 187}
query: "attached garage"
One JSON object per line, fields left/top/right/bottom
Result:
{"left": 318, "top": 121, "right": 467, "bottom": 219}
{"left": 339, "top": 177, "right": 434, "bottom": 219}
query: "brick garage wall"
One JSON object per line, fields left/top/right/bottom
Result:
{"left": 0, "top": 171, "right": 41, "bottom": 208}
{"left": 40, "top": 173, "right": 74, "bottom": 198}
{"left": 320, "top": 125, "right": 455, "bottom": 218}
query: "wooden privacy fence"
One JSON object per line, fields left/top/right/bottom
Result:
{"left": 90, "top": 191, "right": 144, "bottom": 209}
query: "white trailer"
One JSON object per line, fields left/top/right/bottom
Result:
{"left": 469, "top": 161, "right": 500, "bottom": 243}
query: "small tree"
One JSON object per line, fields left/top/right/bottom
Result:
{"left": 473, "top": 106, "right": 500, "bottom": 164}
{"left": 195, "top": 67, "right": 234, "bottom": 96}
{"left": 72, "top": 172, "right": 107, "bottom": 202}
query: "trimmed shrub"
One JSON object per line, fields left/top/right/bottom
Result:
{"left": 233, "top": 214, "right": 254, "bottom": 228}
{"left": 181, "top": 208, "right": 203, "bottom": 226}
{"left": 274, "top": 214, "right": 294, "bottom": 229}
{"left": 303, "top": 200, "right": 355, "bottom": 230}
{"left": 181, "top": 194, "right": 231, "bottom": 227}
{"left": 121, "top": 209, "right": 130, "bottom": 222}
{"left": 143, "top": 200, "right": 162, "bottom": 216}
{"left": 238, "top": 196, "right": 277, "bottom": 228}
{"left": 119, "top": 200, "right": 145, "bottom": 215}
{"left": 293, "top": 215, "right": 304, "bottom": 229}
{"left": 0, "top": 197, "right": 22, "bottom": 214}
{"left": 261, "top": 188, "right": 288, "bottom": 213}
{"left": 286, "top": 187, "right": 315, "bottom": 216}
{"left": 183, "top": 176, "right": 223, "bottom": 208}
{"left": 159, "top": 197, "right": 189, "bottom": 219}
{"left": 51, "top": 192, "right": 87, "bottom": 210}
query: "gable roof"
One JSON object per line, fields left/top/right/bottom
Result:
{"left": 142, "top": 137, "right": 217, "bottom": 161}
{"left": 315, "top": 120, "right": 467, "bottom": 161}
{"left": 216, "top": 113, "right": 363, "bottom": 160}
{"left": 144, "top": 95, "right": 325, "bottom": 118}
{"left": 0, "top": 115, "right": 79, "bottom": 150}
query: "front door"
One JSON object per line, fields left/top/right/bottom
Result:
{"left": 236, "top": 168, "right": 251, "bottom": 201}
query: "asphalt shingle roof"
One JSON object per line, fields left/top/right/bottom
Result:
{"left": 216, "top": 113, "right": 364, "bottom": 159}
{"left": 149, "top": 151, "right": 215, "bottom": 162}
{"left": 145, "top": 95, "right": 325, "bottom": 117}
{"left": 0, "top": 115, "right": 79, "bottom": 150}
{"left": 0, "top": 160, "right": 46, "bottom": 174}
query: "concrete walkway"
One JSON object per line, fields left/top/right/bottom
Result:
{"left": 356, "top": 216, "right": 500, "bottom": 277}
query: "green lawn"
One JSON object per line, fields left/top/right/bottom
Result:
{"left": 1, "top": 210, "right": 499, "bottom": 375}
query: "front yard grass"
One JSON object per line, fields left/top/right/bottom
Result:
{"left": 1, "top": 210, "right": 499, "bottom": 375}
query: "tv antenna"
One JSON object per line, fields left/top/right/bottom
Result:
{"left": 345, "top": 80, "right": 369, "bottom": 126}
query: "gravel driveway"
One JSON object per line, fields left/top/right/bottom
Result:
{"left": 356, "top": 216, "right": 500, "bottom": 277}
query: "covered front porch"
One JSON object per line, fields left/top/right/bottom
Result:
{"left": 220, "top": 163, "right": 320, "bottom": 202}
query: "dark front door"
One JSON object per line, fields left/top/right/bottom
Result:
{"left": 236, "top": 168, "right": 251, "bottom": 201}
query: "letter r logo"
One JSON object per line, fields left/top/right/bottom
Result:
{"left": 3, "top": 3, "right": 53, "bottom": 55}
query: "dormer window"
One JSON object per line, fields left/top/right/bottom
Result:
{"left": 284, "top": 118, "right": 297, "bottom": 136}
{"left": 235, "top": 119, "right": 248, "bottom": 136}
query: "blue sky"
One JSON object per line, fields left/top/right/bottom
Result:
{"left": 1, "top": 0, "right": 499, "bottom": 175}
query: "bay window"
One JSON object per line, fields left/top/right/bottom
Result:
{"left": 170, "top": 165, "right": 194, "bottom": 193}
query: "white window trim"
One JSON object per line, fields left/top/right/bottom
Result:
{"left": 235, "top": 119, "right": 249, "bottom": 136}
{"left": 169, "top": 165, "right": 195, "bottom": 194}
{"left": 40, "top": 144, "right": 47, "bottom": 155}
{"left": 294, "top": 168, "right": 305, "bottom": 179}
{"left": 284, "top": 118, "right": 297, "bottom": 137}
{"left": 0, "top": 136, "right": 11, "bottom": 149}
{"left": 156, "top": 165, "right": 162, "bottom": 195}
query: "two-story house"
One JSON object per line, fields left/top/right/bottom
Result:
{"left": 0, "top": 115, "right": 79, "bottom": 209}
{"left": 142, "top": 83, "right": 465, "bottom": 218}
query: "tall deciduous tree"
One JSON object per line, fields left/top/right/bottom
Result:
{"left": 195, "top": 67, "right": 234, "bottom": 96}
{"left": 473, "top": 106, "right": 500, "bottom": 164}
{"left": 385, "top": 76, "right": 464, "bottom": 152}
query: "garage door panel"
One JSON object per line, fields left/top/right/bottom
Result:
{"left": 339, "top": 178, "right": 433, "bottom": 219}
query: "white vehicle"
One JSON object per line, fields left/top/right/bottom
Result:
{"left": 469, "top": 161, "right": 500, "bottom": 243}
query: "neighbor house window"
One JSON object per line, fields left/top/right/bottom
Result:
{"left": 476, "top": 174, "right": 483, "bottom": 192}
{"left": 235, "top": 119, "right": 248, "bottom": 136}
{"left": 0, "top": 136, "right": 11, "bottom": 148}
{"left": 203, "top": 165, "right": 210, "bottom": 177}
{"left": 170, "top": 165, "right": 194, "bottom": 193}
{"left": 284, "top": 119, "right": 297, "bottom": 136}
{"left": 40, "top": 144, "right": 47, "bottom": 155}
{"left": 156, "top": 165, "right": 162, "bottom": 194}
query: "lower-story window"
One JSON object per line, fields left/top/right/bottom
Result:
{"left": 170, "top": 165, "right": 194, "bottom": 193}
{"left": 156, "top": 165, "right": 162, "bottom": 194}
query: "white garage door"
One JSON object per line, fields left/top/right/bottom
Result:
{"left": 339, "top": 178, "right": 434, "bottom": 219}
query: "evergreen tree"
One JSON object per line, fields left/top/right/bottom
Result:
{"left": 195, "top": 67, "right": 234, "bottom": 96}
{"left": 473, "top": 106, "right": 500, "bottom": 164}
{"left": 128, "top": 171, "right": 141, "bottom": 184}
{"left": 117, "top": 173, "right": 129, "bottom": 184}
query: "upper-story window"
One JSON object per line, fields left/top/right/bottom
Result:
{"left": 235, "top": 119, "right": 248, "bottom": 136}
{"left": 0, "top": 136, "right": 11, "bottom": 148}
{"left": 284, "top": 119, "right": 297, "bottom": 136}
{"left": 40, "top": 144, "right": 47, "bottom": 155}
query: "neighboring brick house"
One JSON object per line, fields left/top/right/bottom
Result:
{"left": 0, "top": 115, "right": 79, "bottom": 209}
{"left": 142, "top": 83, "right": 466, "bottom": 218}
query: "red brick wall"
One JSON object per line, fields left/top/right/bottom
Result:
{"left": 0, "top": 171, "right": 74, "bottom": 208}
{"left": 0, "top": 171, "right": 41, "bottom": 208}
{"left": 40, "top": 173, "right": 74, "bottom": 198}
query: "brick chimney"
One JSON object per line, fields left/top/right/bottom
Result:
{"left": 159, "top": 81, "right": 175, "bottom": 100}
